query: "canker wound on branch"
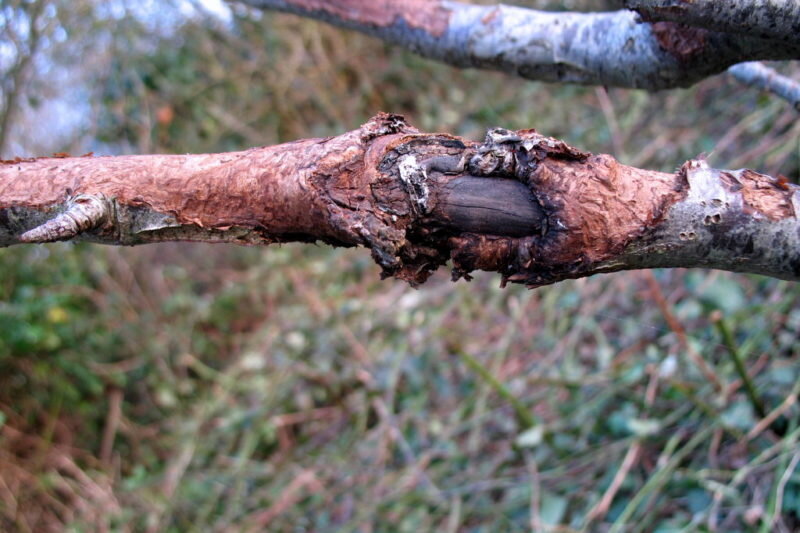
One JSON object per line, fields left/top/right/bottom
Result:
{"left": 2, "top": 113, "right": 799, "bottom": 287}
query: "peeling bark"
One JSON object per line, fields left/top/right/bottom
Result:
{"left": 2, "top": 114, "right": 799, "bottom": 287}
{"left": 235, "top": 0, "right": 799, "bottom": 90}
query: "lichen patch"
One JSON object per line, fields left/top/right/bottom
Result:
{"left": 397, "top": 154, "right": 430, "bottom": 213}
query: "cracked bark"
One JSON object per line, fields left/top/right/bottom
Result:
{"left": 2, "top": 113, "right": 799, "bottom": 288}
{"left": 234, "top": 0, "right": 799, "bottom": 90}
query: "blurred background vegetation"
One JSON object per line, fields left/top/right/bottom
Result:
{"left": 1, "top": 0, "right": 799, "bottom": 531}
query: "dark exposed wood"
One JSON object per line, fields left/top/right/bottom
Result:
{"left": 429, "top": 177, "right": 544, "bottom": 238}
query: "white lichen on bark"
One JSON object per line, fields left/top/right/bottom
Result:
{"left": 397, "top": 154, "right": 430, "bottom": 213}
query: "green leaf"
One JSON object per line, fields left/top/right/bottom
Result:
{"left": 539, "top": 492, "right": 568, "bottom": 526}
{"left": 699, "top": 277, "right": 745, "bottom": 313}
{"left": 721, "top": 400, "right": 755, "bottom": 430}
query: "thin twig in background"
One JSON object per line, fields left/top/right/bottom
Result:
{"left": 768, "top": 452, "right": 800, "bottom": 531}
{"left": 99, "top": 387, "right": 123, "bottom": 467}
{"left": 747, "top": 383, "right": 800, "bottom": 441}
{"left": 585, "top": 364, "right": 660, "bottom": 525}
{"left": 712, "top": 312, "right": 767, "bottom": 419}
{"left": 457, "top": 350, "right": 538, "bottom": 430}
{"left": 643, "top": 272, "right": 725, "bottom": 393}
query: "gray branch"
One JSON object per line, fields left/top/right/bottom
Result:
{"left": 235, "top": 0, "right": 799, "bottom": 90}
{"left": 728, "top": 62, "right": 800, "bottom": 111}
{"left": 626, "top": 0, "right": 800, "bottom": 45}
{"left": 616, "top": 159, "right": 800, "bottom": 284}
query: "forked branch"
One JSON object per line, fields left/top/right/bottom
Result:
{"left": 2, "top": 114, "right": 799, "bottom": 287}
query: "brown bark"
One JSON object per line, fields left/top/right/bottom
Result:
{"left": 2, "top": 113, "right": 799, "bottom": 287}
{"left": 266, "top": 0, "right": 453, "bottom": 37}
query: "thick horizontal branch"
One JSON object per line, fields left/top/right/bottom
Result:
{"left": 626, "top": 0, "right": 800, "bottom": 46}
{"left": 233, "top": 0, "right": 799, "bottom": 90}
{"left": 2, "top": 113, "right": 799, "bottom": 287}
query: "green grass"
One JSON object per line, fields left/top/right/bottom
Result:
{"left": 1, "top": 3, "right": 800, "bottom": 531}
{"left": 2, "top": 243, "right": 798, "bottom": 531}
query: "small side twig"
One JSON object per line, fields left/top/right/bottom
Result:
{"left": 729, "top": 62, "right": 800, "bottom": 112}
{"left": 19, "top": 193, "right": 110, "bottom": 243}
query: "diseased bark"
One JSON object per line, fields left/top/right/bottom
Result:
{"left": 234, "top": 0, "right": 799, "bottom": 90}
{"left": 2, "top": 113, "right": 799, "bottom": 287}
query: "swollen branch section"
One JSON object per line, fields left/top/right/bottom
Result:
{"left": 1, "top": 114, "right": 799, "bottom": 287}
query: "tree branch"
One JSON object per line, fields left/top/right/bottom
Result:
{"left": 233, "top": 0, "right": 799, "bottom": 90}
{"left": 626, "top": 0, "right": 800, "bottom": 46}
{"left": 728, "top": 62, "right": 800, "bottom": 112}
{"left": 2, "top": 114, "right": 799, "bottom": 287}
{"left": 0, "top": 0, "right": 47, "bottom": 156}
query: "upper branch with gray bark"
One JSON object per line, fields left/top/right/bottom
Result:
{"left": 626, "top": 0, "right": 800, "bottom": 45}
{"left": 2, "top": 114, "right": 799, "bottom": 288}
{"left": 234, "top": 0, "right": 799, "bottom": 91}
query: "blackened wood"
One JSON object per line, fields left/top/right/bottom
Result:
{"left": 430, "top": 177, "right": 545, "bottom": 237}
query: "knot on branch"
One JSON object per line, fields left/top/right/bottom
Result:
{"left": 370, "top": 126, "right": 591, "bottom": 286}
